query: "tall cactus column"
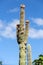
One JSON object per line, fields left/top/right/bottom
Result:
{"left": 27, "top": 44, "right": 32, "bottom": 65}
{"left": 16, "top": 4, "right": 29, "bottom": 65}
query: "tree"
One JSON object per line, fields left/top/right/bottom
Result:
{"left": 33, "top": 54, "right": 43, "bottom": 65}
{"left": 0, "top": 61, "right": 2, "bottom": 65}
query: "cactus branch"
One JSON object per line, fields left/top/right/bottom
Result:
{"left": 27, "top": 44, "right": 32, "bottom": 65}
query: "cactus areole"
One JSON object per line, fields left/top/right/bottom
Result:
{"left": 16, "top": 4, "right": 29, "bottom": 65}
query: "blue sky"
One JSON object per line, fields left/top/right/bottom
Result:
{"left": 0, "top": 0, "right": 43, "bottom": 65}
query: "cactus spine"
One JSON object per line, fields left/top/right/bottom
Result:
{"left": 27, "top": 44, "right": 32, "bottom": 65}
{"left": 16, "top": 4, "right": 29, "bottom": 65}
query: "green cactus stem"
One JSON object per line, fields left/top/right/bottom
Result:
{"left": 24, "top": 20, "right": 29, "bottom": 44}
{"left": 27, "top": 44, "right": 32, "bottom": 65}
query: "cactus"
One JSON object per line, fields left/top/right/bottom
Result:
{"left": 27, "top": 44, "right": 32, "bottom": 65}
{"left": 16, "top": 4, "right": 29, "bottom": 65}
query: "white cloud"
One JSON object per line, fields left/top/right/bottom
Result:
{"left": 0, "top": 19, "right": 19, "bottom": 39}
{"left": 29, "top": 28, "right": 43, "bottom": 39}
{"left": 9, "top": 19, "right": 19, "bottom": 29}
{"left": 2, "top": 30, "right": 16, "bottom": 39}
{"left": 0, "top": 19, "right": 43, "bottom": 39}
{"left": 31, "top": 18, "right": 43, "bottom": 25}
{"left": 8, "top": 8, "right": 19, "bottom": 13}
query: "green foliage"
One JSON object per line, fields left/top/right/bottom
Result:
{"left": 33, "top": 54, "right": 43, "bottom": 65}
{"left": 39, "top": 54, "right": 43, "bottom": 60}
{"left": 0, "top": 61, "right": 2, "bottom": 65}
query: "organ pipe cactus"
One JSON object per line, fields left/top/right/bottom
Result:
{"left": 16, "top": 4, "right": 29, "bottom": 65}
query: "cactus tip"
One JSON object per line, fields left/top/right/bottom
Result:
{"left": 20, "top": 4, "right": 25, "bottom": 8}
{"left": 26, "top": 20, "right": 29, "bottom": 25}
